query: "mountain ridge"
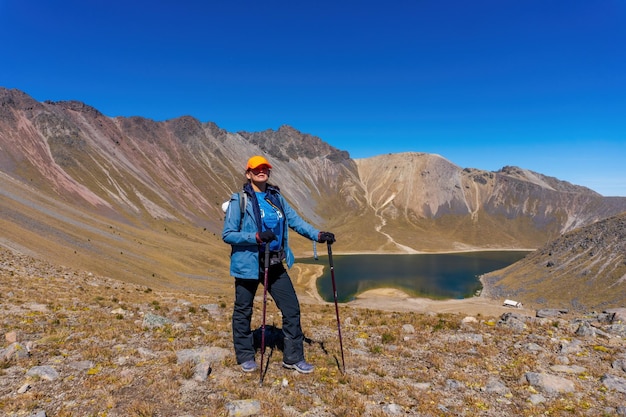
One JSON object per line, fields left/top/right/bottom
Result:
{"left": 1, "top": 87, "right": 625, "bottom": 309}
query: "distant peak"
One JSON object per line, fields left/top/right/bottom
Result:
{"left": 45, "top": 100, "right": 104, "bottom": 117}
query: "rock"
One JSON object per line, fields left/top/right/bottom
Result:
{"left": 549, "top": 365, "right": 587, "bottom": 374}
{"left": 613, "top": 359, "right": 626, "bottom": 373}
{"left": 176, "top": 346, "right": 230, "bottom": 382}
{"left": 484, "top": 377, "right": 511, "bottom": 396}
{"left": 497, "top": 313, "right": 527, "bottom": 332}
{"left": 554, "top": 355, "right": 570, "bottom": 365}
{"left": 1, "top": 342, "right": 30, "bottom": 360}
{"left": 142, "top": 312, "right": 173, "bottom": 329}
{"left": 596, "top": 312, "right": 614, "bottom": 323}
{"left": 536, "top": 308, "right": 568, "bottom": 318}
{"left": 601, "top": 375, "right": 626, "bottom": 394}
{"left": 575, "top": 321, "right": 596, "bottom": 337}
{"left": 382, "top": 403, "right": 403, "bottom": 414}
{"left": 225, "top": 399, "right": 261, "bottom": 417}
{"left": 606, "top": 323, "right": 626, "bottom": 337}
{"left": 560, "top": 339, "right": 583, "bottom": 354}
{"left": 517, "top": 342, "right": 544, "bottom": 353}
{"left": 200, "top": 303, "right": 223, "bottom": 318}
{"left": 412, "top": 382, "right": 431, "bottom": 390}
{"left": 445, "top": 379, "right": 464, "bottom": 390}
{"left": 111, "top": 307, "right": 131, "bottom": 316}
{"left": 605, "top": 308, "right": 626, "bottom": 323}
{"left": 5, "top": 330, "right": 17, "bottom": 343}
{"left": 26, "top": 365, "right": 60, "bottom": 381}
{"left": 528, "top": 394, "right": 546, "bottom": 405}
{"left": 525, "top": 372, "right": 575, "bottom": 395}
{"left": 401, "top": 324, "right": 415, "bottom": 333}
{"left": 137, "top": 347, "right": 157, "bottom": 357}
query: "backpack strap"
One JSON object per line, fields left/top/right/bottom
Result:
{"left": 238, "top": 191, "right": 247, "bottom": 230}
{"left": 239, "top": 191, "right": 247, "bottom": 216}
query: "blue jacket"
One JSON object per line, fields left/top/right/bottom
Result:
{"left": 222, "top": 183, "right": 320, "bottom": 279}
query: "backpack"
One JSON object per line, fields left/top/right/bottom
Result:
{"left": 222, "top": 191, "right": 247, "bottom": 230}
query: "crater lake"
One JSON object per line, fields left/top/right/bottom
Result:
{"left": 301, "top": 251, "right": 530, "bottom": 303}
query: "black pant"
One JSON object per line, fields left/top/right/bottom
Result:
{"left": 232, "top": 263, "right": 304, "bottom": 365}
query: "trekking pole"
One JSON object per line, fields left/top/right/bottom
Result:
{"left": 327, "top": 242, "right": 346, "bottom": 373}
{"left": 259, "top": 248, "right": 271, "bottom": 386}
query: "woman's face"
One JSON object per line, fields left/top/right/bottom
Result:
{"left": 246, "top": 165, "right": 271, "bottom": 189}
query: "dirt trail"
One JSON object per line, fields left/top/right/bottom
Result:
{"left": 362, "top": 184, "right": 420, "bottom": 254}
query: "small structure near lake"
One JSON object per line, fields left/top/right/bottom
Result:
{"left": 503, "top": 299, "right": 523, "bottom": 308}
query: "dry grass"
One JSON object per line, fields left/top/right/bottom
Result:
{"left": 2, "top": 249, "right": 626, "bottom": 416}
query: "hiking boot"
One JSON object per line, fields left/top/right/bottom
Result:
{"left": 240, "top": 360, "right": 258, "bottom": 373}
{"left": 282, "top": 360, "right": 314, "bottom": 374}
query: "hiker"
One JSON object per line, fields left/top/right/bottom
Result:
{"left": 222, "top": 155, "right": 336, "bottom": 374}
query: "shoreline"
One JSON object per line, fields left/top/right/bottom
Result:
{"left": 309, "top": 247, "right": 536, "bottom": 256}
{"left": 293, "top": 248, "right": 535, "bottom": 317}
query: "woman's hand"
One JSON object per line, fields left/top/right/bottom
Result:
{"left": 318, "top": 231, "right": 336, "bottom": 244}
{"left": 256, "top": 231, "right": 277, "bottom": 243}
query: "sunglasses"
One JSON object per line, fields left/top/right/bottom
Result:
{"left": 249, "top": 166, "right": 271, "bottom": 175}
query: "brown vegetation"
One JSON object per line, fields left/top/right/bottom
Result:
{"left": 3, "top": 248, "right": 626, "bottom": 416}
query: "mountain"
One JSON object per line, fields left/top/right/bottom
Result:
{"left": 356, "top": 154, "right": 625, "bottom": 252}
{"left": 1, "top": 87, "right": 625, "bottom": 304}
{"left": 482, "top": 212, "right": 626, "bottom": 311}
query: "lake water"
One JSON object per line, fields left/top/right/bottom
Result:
{"left": 301, "top": 251, "right": 530, "bottom": 302}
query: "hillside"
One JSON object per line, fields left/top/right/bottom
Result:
{"left": 2, "top": 87, "right": 626, "bottom": 308}
{"left": 4, "top": 247, "right": 626, "bottom": 416}
{"left": 482, "top": 212, "right": 626, "bottom": 311}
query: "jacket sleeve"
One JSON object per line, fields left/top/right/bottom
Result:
{"left": 280, "top": 195, "right": 320, "bottom": 241}
{"left": 222, "top": 193, "right": 258, "bottom": 245}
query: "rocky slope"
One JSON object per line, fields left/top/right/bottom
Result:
{"left": 0, "top": 88, "right": 363, "bottom": 289}
{"left": 3, "top": 247, "right": 626, "bottom": 416}
{"left": 482, "top": 212, "right": 626, "bottom": 311}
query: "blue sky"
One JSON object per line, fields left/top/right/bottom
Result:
{"left": 1, "top": 1, "right": 625, "bottom": 196}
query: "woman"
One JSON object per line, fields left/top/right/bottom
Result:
{"left": 222, "top": 155, "right": 336, "bottom": 374}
